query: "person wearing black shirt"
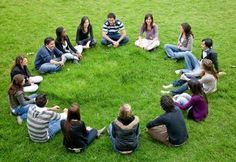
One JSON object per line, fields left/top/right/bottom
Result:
{"left": 146, "top": 95, "right": 188, "bottom": 146}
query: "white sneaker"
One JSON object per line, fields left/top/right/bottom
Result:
{"left": 162, "top": 84, "right": 173, "bottom": 89}
{"left": 161, "top": 90, "right": 170, "bottom": 94}
{"left": 97, "top": 127, "right": 106, "bottom": 137}
{"left": 16, "top": 116, "right": 23, "bottom": 125}
{"left": 175, "top": 70, "right": 182, "bottom": 74}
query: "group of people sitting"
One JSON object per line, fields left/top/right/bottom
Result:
{"left": 8, "top": 12, "right": 223, "bottom": 154}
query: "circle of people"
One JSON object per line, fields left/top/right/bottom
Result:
{"left": 8, "top": 12, "right": 221, "bottom": 154}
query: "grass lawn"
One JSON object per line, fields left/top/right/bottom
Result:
{"left": 0, "top": 0, "right": 236, "bottom": 161}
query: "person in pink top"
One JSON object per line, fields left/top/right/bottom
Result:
{"left": 174, "top": 80, "right": 208, "bottom": 122}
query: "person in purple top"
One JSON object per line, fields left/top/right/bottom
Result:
{"left": 135, "top": 13, "right": 160, "bottom": 51}
{"left": 174, "top": 80, "right": 208, "bottom": 122}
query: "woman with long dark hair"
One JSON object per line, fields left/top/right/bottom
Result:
{"left": 8, "top": 74, "right": 37, "bottom": 124}
{"left": 174, "top": 80, "right": 208, "bottom": 122}
{"left": 108, "top": 104, "right": 140, "bottom": 154}
{"left": 11, "top": 55, "right": 43, "bottom": 93}
{"left": 76, "top": 16, "right": 96, "bottom": 49}
{"left": 164, "top": 22, "right": 194, "bottom": 60}
{"left": 55, "top": 26, "right": 82, "bottom": 63}
{"left": 60, "top": 103, "right": 105, "bottom": 153}
{"left": 161, "top": 59, "right": 218, "bottom": 95}
{"left": 135, "top": 13, "right": 160, "bottom": 51}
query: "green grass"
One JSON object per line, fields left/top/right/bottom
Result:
{"left": 0, "top": 0, "right": 236, "bottom": 161}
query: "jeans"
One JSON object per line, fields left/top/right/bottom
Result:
{"left": 48, "top": 119, "right": 61, "bottom": 139}
{"left": 164, "top": 44, "right": 188, "bottom": 59}
{"left": 171, "top": 75, "right": 197, "bottom": 95}
{"left": 108, "top": 124, "right": 139, "bottom": 153}
{"left": 101, "top": 33, "right": 129, "bottom": 46}
{"left": 77, "top": 38, "right": 96, "bottom": 47}
{"left": 86, "top": 129, "right": 98, "bottom": 146}
{"left": 14, "top": 94, "right": 37, "bottom": 120}
{"left": 179, "top": 52, "right": 201, "bottom": 73}
{"left": 39, "top": 63, "right": 61, "bottom": 74}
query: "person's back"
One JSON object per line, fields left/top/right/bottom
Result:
{"left": 61, "top": 120, "right": 88, "bottom": 149}
{"left": 146, "top": 95, "right": 188, "bottom": 146}
{"left": 112, "top": 115, "right": 139, "bottom": 151}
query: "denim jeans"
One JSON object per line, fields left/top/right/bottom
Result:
{"left": 39, "top": 63, "right": 61, "bottom": 74}
{"left": 101, "top": 33, "right": 129, "bottom": 46}
{"left": 48, "top": 119, "right": 61, "bottom": 139}
{"left": 179, "top": 52, "right": 201, "bottom": 73}
{"left": 108, "top": 124, "right": 139, "bottom": 153}
{"left": 86, "top": 129, "right": 98, "bottom": 146}
{"left": 171, "top": 75, "right": 197, "bottom": 96}
{"left": 14, "top": 94, "right": 37, "bottom": 120}
{"left": 164, "top": 44, "right": 188, "bottom": 59}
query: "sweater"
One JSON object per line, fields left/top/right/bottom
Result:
{"left": 175, "top": 95, "right": 208, "bottom": 122}
{"left": 9, "top": 91, "right": 35, "bottom": 109}
{"left": 34, "top": 46, "right": 62, "bottom": 70}
{"left": 112, "top": 116, "right": 139, "bottom": 151}
{"left": 178, "top": 34, "right": 193, "bottom": 51}
{"left": 146, "top": 108, "right": 188, "bottom": 145}
{"left": 55, "top": 36, "right": 77, "bottom": 54}
{"left": 199, "top": 73, "right": 217, "bottom": 93}
{"left": 60, "top": 120, "right": 89, "bottom": 149}
{"left": 139, "top": 24, "right": 158, "bottom": 40}
{"left": 76, "top": 25, "right": 94, "bottom": 44}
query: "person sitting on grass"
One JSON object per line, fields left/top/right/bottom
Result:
{"left": 175, "top": 38, "right": 222, "bottom": 76}
{"left": 27, "top": 94, "right": 67, "bottom": 143}
{"left": 76, "top": 16, "right": 96, "bottom": 49}
{"left": 11, "top": 55, "right": 43, "bottom": 93}
{"left": 60, "top": 103, "right": 106, "bottom": 153}
{"left": 135, "top": 13, "right": 160, "bottom": 51}
{"left": 174, "top": 80, "right": 208, "bottom": 122}
{"left": 55, "top": 26, "right": 83, "bottom": 64}
{"left": 34, "top": 37, "right": 79, "bottom": 74}
{"left": 146, "top": 95, "right": 188, "bottom": 147}
{"left": 8, "top": 74, "right": 37, "bottom": 125}
{"left": 164, "top": 22, "right": 194, "bottom": 60}
{"left": 108, "top": 104, "right": 140, "bottom": 154}
{"left": 161, "top": 59, "right": 218, "bottom": 96}
{"left": 101, "top": 12, "right": 129, "bottom": 47}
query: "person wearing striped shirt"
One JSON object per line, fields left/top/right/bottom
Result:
{"left": 27, "top": 94, "right": 67, "bottom": 142}
{"left": 101, "top": 12, "right": 129, "bottom": 47}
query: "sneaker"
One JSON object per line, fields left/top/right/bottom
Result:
{"left": 175, "top": 70, "right": 182, "bottom": 74}
{"left": 73, "top": 60, "right": 79, "bottom": 64}
{"left": 161, "top": 90, "right": 170, "bottom": 94}
{"left": 107, "top": 44, "right": 113, "bottom": 48}
{"left": 162, "top": 84, "right": 173, "bottom": 89}
{"left": 73, "top": 56, "right": 79, "bottom": 61}
{"left": 97, "top": 127, "right": 106, "bottom": 137}
{"left": 16, "top": 116, "right": 23, "bottom": 125}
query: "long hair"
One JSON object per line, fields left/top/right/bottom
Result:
{"left": 181, "top": 22, "right": 194, "bottom": 39}
{"left": 142, "top": 13, "right": 154, "bottom": 31}
{"left": 79, "top": 16, "right": 91, "bottom": 32}
{"left": 118, "top": 104, "right": 133, "bottom": 120}
{"left": 8, "top": 74, "right": 24, "bottom": 96}
{"left": 188, "top": 80, "right": 208, "bottom": 103}
{"left": 63, "top": 103, "right": 81, "bottom": 141}
{"left": 202, "top": 59, "right": 218, "bottom": 79}
{"left": 11, "top": 55, "right": 24, "bottom": 71}
{"left": 56, "top": 26, "right": 65, "bottom": 43}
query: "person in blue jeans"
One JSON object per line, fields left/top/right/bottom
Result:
{"left": 60, "top": 103, "right": 106, "bottom": 153}
{"left": 108, "top": 104, "right": 140, "bottom": 154}
{"left": 101, "top": 12, "right": 129, "bottom": 47}
{"left": 164, "top": 23, "right": 194, "bottom": 60}
{"left": 8, "top": 74, "right": 37, "bottom": 125}
{"left": 27, "top": 94, "right": 68, "bottom": 143}
{"left": 34, "top": 37, "right": 79, "bottom": 74}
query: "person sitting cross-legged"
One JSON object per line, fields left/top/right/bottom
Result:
{"left": 27, "top": 94, "right": 67, "bottom": 143}
{"left": 101, "top": 12, "right": 129, "bottom": 47}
